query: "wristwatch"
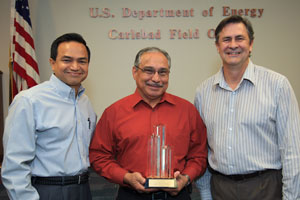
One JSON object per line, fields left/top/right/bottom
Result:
{"left": 182, "top": 174, "right": 191, "bottom": 186}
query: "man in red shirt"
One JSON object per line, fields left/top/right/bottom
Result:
{"left": 89, "top": 47, "right": 207, "bottom": 200}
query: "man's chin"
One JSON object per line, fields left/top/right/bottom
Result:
{"left": 147, "top": 90, "right": 165, "bottom": 99}
{"left": 65, "top": 80, "right": 83, "bottom": 87}
{"left": 147, "top": 87, "right": 164, "bottom": 94}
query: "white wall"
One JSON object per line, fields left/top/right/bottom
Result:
{"left": 1, "top": 0, "right": 300, "bottom": 118}
{"left": 0, "top": 0, "right": 11, "bottom": 118}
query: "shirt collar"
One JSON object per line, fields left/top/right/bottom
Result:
{"left": 50, "top": 74, "right": 85, "bottom": 99}
{"left": 243, "top": 60, "right": 256, "bottom": 85}
{"left": 131, "top": 89, "right": 175, "bottom": 108}
{"left": 213, "top": 60, "right": 256, "bottom": 89}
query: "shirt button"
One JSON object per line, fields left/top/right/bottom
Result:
{"left": 229, "top": 127, "right": 232, "bottom": 131}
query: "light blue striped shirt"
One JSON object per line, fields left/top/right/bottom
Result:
{"left": 195, "top": 61, "right": 300, "bottom": 200}
{"left": 1, "top": 74, "right": 97, "bottom": 200}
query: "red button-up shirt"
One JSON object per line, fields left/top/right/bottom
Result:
{"left": 89, "top": 90, "right": 207, "bottom": 185}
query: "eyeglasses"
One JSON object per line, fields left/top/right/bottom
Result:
{"left": 135, "top": 66, "right": 170, "bottom": 77}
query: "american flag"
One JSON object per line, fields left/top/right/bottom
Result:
{"left": 9, "top": 0, "right": 40, "bottom": 102}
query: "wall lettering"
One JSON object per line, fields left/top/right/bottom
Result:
{"left": 89, "top": 6, "right": 264, "bottom": 40}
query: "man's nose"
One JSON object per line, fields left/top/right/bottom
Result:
{"left": 228, "top": 40, "right": 238, "bottom": 49}
{"left": 70, "top": 61, "right": 80, "bottom": 70}
{"left": 151, "top": 71, "right": 160, "bottom": 82}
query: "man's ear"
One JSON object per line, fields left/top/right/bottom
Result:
{"left": 215, "top": 41, "right": 220, "bottom": 54}
{"left": 249, "top": 39, "right": 254, "bottom": 53}
{"left": 132, "top": 66, "right": 138, "bottom": 80}
{"left": 49, "top": 58, "right": 55, "bottom": 71}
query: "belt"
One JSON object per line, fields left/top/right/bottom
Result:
{"left": 118, "top": 184, "right": 192, "bottom": 200}
{"left": 208, "top": 166, "right": 280, "bottom": 181}
{"left": 119, "top": 187, "right": 169, "bottom": 198}
{"left": 31, "top": 172, "right": 89, "bottom": 185}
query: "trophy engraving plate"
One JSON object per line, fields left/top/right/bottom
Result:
{"left": 145, "top": 178, "right": 177, "bottom": 188}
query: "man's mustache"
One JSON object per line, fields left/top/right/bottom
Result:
{"left": 146, "top": 82, "right": 163, "bottom": 88}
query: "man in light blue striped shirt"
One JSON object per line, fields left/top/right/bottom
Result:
{"left": 195, "top": 15, "right": 300, "bottom": 200}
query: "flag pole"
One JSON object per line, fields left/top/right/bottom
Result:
{"left": 8, "top": 50, "right": 13, "bottom": 104}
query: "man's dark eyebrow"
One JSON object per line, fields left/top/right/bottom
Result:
{"left": 61, "top": 56, "right": 72, "bottom": 59}
{"left": 78, "top": 57, "right": 88, "bottom": 60}
{"left": 235, "top": 35, "right": 245, "bottom": 38}
{"left": 222, "top": 36, "right": 232, "bottom": 40}
{"left": 61, "top": 56, "right": 88, "bottom": 60}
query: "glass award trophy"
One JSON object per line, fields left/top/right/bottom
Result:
{"left": 145, "top": 125, "right": 177, "bottom": 188}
